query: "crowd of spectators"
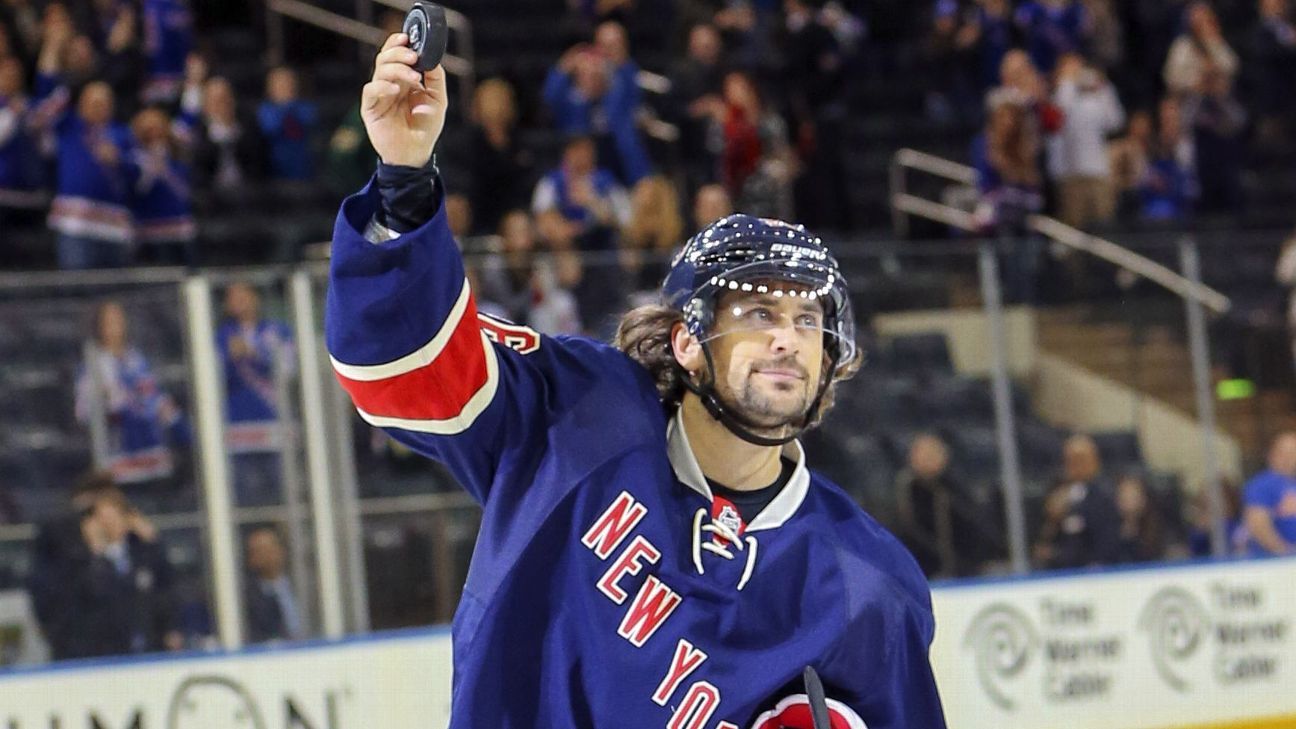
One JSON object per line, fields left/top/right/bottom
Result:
{"left": 946, "top": 0, "right": 1296, "bottom": 238}
{"left": 0, "top": 0, "right": 326, "bottom": 269}
{"left": 893, "top": 427, "right": 1296, "bottom": 579}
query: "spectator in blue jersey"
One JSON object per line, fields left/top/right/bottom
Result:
{"left": 257, "top": 66, "right": 317, "bottom": 181}
{"left": 1242, "top": 432, "right": 1296, "bottom": 556}
{"left": 140, "top": 0, "right": 192, "bottom": 105}
{"left": 532, "top": 135, "right": 632, "bottom": 252}
{"left": 218, "top": 282, "right": 295, "bottom": 507}
{"left": 543, "top": 27, "right": 651, "bottom": 185}
{"left": 75, "top": 300, "right": 190, "bottom": 487}
{"left": 43, "top": 80, "right": 137, "bottom": 269}
{"left": 1014, "top": 0, "right": 1087, "bottom": 75}
{"left": 244, "top": 526, "right": 304, "bottom": 643}
{"left": 0, "top": 55, "right": 47, "bottom": 226}
{"left": 533, "top": 136, "right": 631, "bottom": 333}
{"left": 130, "top": 106, "right": 195, "bottom": 265}
{"left": 967, "top": 0, "right": 1016, "bottom": 91}
{"left": 1139, "top": 97, "right": 1197, "bottom": 221}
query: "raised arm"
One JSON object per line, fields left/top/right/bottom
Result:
{"left": 326, "top": 34, "right": 641, "bottom": 504}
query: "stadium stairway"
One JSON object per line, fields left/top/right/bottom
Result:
{"left": 1037, "top": 307, "right": 1296, "bottom": 466}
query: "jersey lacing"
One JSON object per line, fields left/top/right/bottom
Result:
{"left": 691, "top": 508, "right": 759, "bottom": 591}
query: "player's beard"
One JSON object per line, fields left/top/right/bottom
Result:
{"left": 720, "top": 356, "right": 814, "bottom": 436}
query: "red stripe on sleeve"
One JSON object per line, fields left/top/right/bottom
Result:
{"left": 333, "top": 296, "right": 491, "bottom": 421}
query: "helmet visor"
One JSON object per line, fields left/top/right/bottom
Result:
{"left": 687, "top": 259, "right": 857, "bottom": 364}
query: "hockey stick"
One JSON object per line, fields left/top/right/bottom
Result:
{"left": 802, "top": 666, "right": 830, "bottom": 729}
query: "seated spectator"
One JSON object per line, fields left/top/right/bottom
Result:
{"left": 467, "top": 78, "right": 534, "bottom": 235}
{"left": 1164, "top": 1, "right": 1238, "bottom": 97}
{"left": 1187, "top": 476, "right": 1248, "bottom": 556}
{"left": 1139, "top": 97, "right": 1197, "bottom": 221}
{"left": 257, "top": 66, "right": 316, "bottom": 181}
{"left": 1114, "top": 473, "right": 1169, "bottom": 563}
{"left": 711, "top": 70, "right": 795, "bottom": 220}
{"left": 139, "top": 0, "right": 193, "bottom": 105}
{"left": 75, "top": 300, "right": 189, "bottom": 486}
{"left": 543, "top": 29, "right": 650, "bottom": 185}
{"left": 1249, "top": 0, "right": 1296, "bottom": 149}
{"left": 668, "top": 23, "right": 726, "bottom": 190}
{"left": 1108, "top": 109, "right": 1153, "bottom": 220}
{"left": 130, "top": 106, "right": 195, "bottom": 265}
{"left": 1032, "top": 435, "right": 1121, "bottom": 569}
{"left": 245, "top": 525, "right": 304, "bottom": 643}
{"left": 28, "top": 476, "right": 181, "bottom": 660}
{"left": 218, "top": 282, "right": 294, "bottom": 507}
{"left": 621, "top": 175, "right": 684, "bottom": 293}
{"left": 1014, "top": 0, "right": 1088, "bottom": 75}
{"left": 1242, "top": 432, "right": 1296, "bottom": 556}
{"left": 1182, "top": 66, "right": 1247, "bottom": 214}
{"left": 1048, "top": 55, "right": 1125, "bottom": 229}
{"left": 894, "top": 434, "right": 979, "bottom": 578}
{"left": 691, "top": 182, "right": 733, "bottom": 233}
{"left": 478, "top": 210, "right": 583, "bottom": 335}
{"left": 191, "top": 75, "right": 268, "bottom": 194}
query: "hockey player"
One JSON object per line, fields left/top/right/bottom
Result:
{"left": 326, "top": 33, "right": 946, "bottom": 728}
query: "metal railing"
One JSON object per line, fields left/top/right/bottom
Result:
{"left": 888, "top": 148, "right": 1231, "bottom": 314}
{"left": 888, "top": 146, "right": 1235, "bottom": 560}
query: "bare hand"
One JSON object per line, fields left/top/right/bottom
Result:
{"left": 93, "top": 141, "right": 120, "bottom": 166}
{"left": 227, "top": 336, "right": 253, "bottom": 360}
{"left": 361, "top": 33, "right": 448, "bottom": 167}
{"left": 81, "top": 515, "right": 108, "bottom": 555}
{"left": 128, "top": 509, "right": 157, "bottom": 542}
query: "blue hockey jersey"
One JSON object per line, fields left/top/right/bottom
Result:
{"left": 325, "top": 181, "right": 946, "bottom": 728}
{"left": 217, "top": 318, "right": 294, "bottom": 453}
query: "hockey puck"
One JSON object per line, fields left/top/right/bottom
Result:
{"left": 403, "top": 1, "right": 448, "bottom": 73}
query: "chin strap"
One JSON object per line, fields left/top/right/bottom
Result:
{"left": 680, "top": 342, "right": 837, "bottom": 448}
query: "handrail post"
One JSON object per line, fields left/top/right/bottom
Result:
{"left": 979, "top": 242, "right": 1029, "bottom": 573}
{"left": 182, "top": 276, "right": 244, "bottom": 649}
{"left": 1179, "top": 238, "right": 1227, "bottom": 557}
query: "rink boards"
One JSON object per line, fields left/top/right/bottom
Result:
{"left": 1, "top": 556, "right": 1293, "bottom": 729}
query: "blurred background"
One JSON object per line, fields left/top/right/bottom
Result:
{"left": 1, "top": 0, "right": 1295, "bottom": 725}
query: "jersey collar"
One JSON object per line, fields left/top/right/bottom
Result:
{"left": 666, "top": 411, "right": 811, "bottom": 532}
